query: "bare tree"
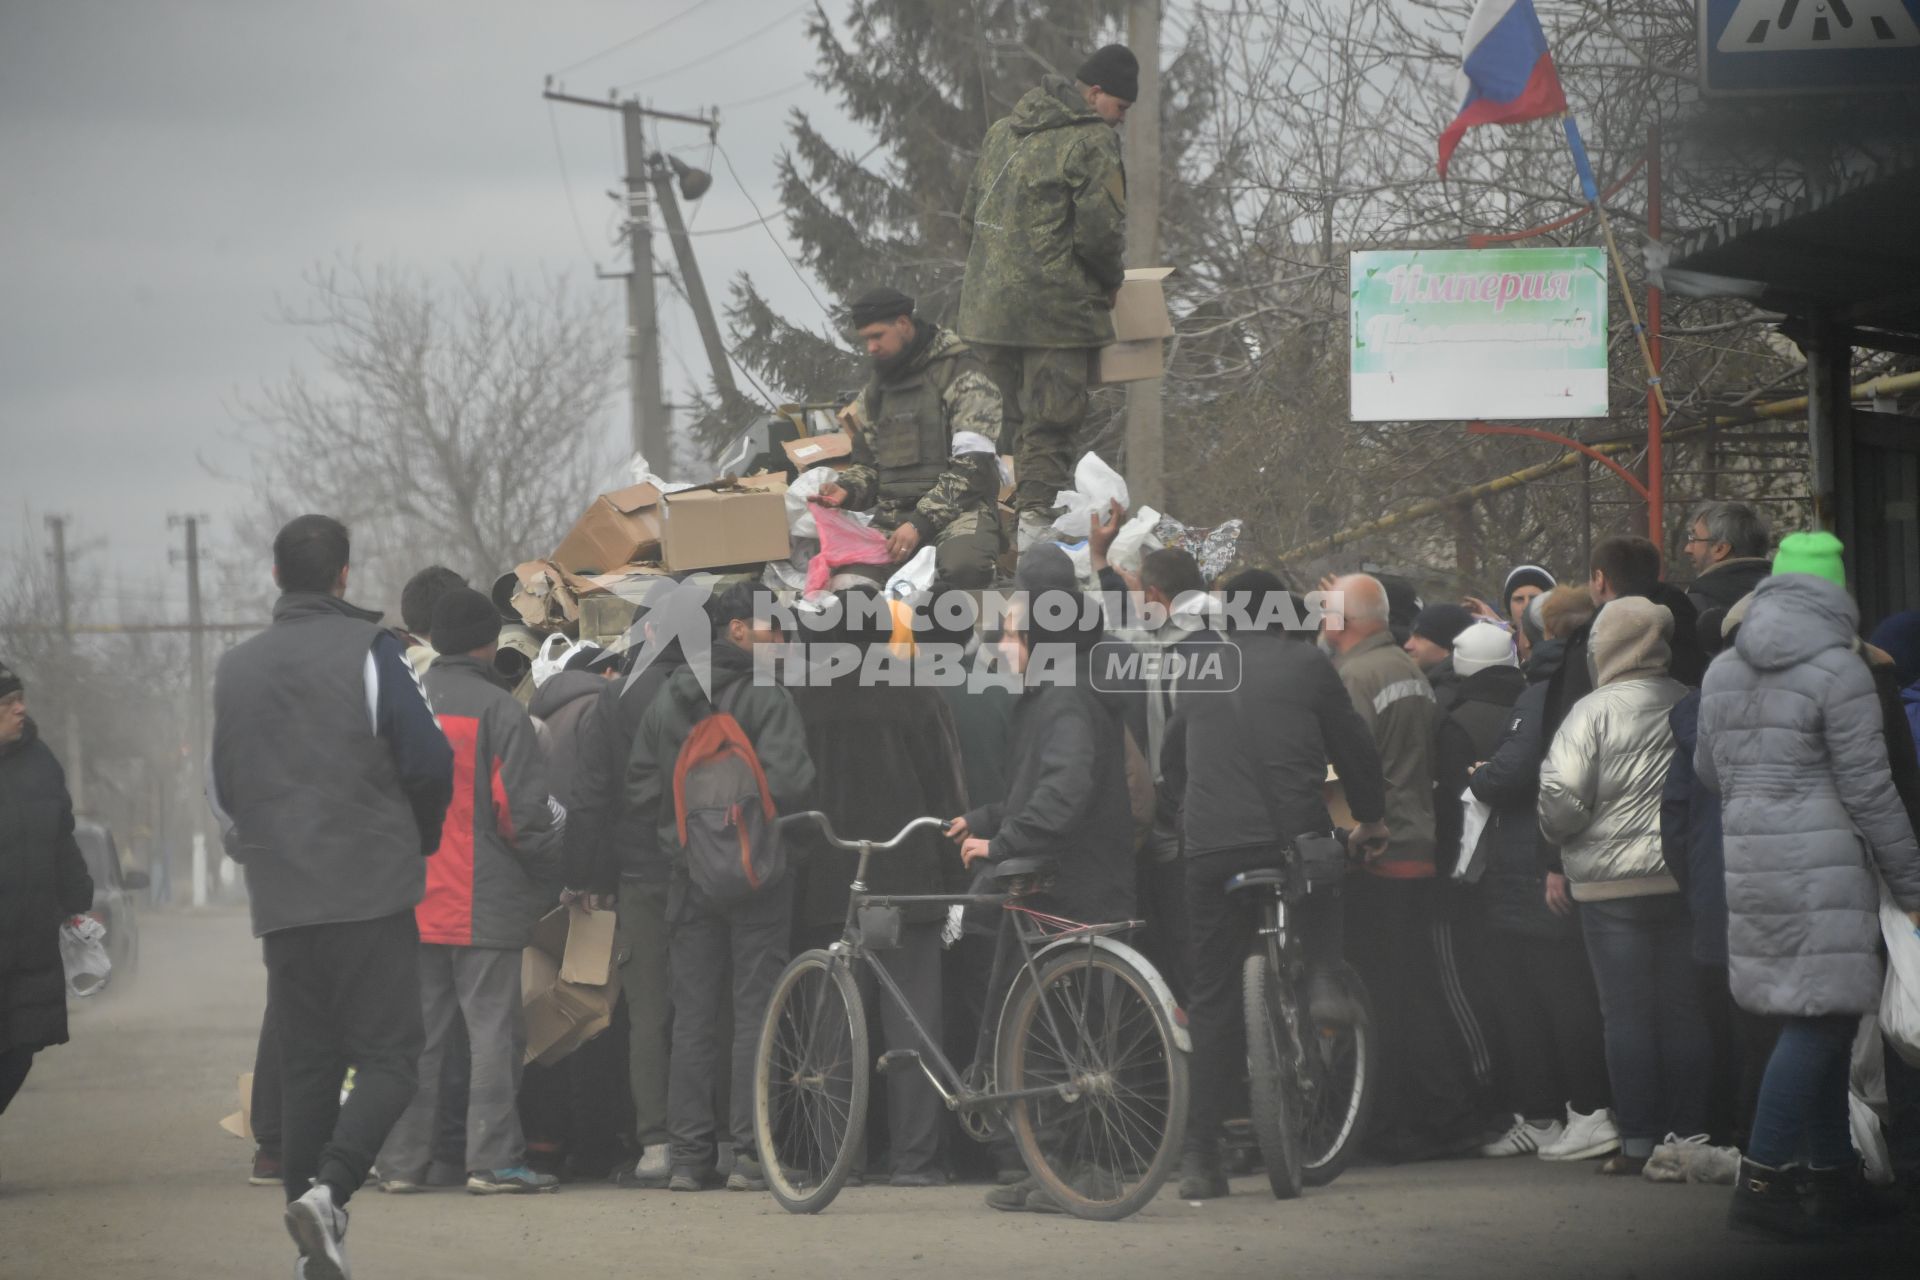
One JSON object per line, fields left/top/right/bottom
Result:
{"left": 234, "top": 259, "right": 621, "bottom": 606}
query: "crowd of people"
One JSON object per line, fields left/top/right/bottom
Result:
{"left": 5, "top": 34, "right": 1919, "bottom": 1280}
{"left": 172, "top": 488, "right": 1920, "bottom": 1280}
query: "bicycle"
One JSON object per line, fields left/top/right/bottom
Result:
{"left": 1230, "top": 834, "right": 1376, "bottom": 1198}
{"left": 752, "top": 812, "right": 1189, "bottom": 1221}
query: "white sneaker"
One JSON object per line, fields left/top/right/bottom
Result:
{"left": 1535, "top": 1105, "right": 1621, "bottom": 1162}
{"left": 1478, "top": 1113, "right": 1564, "bottom": 1158}
{"left": 284, "top": 1183, "right": 351, "bottom": 1280}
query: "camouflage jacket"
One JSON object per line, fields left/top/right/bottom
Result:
{"left": 956, "top": 76, "right": 1127, "bottom": 350}
{"left": 841, "top": 324, "right": 1002, "bottom": 539}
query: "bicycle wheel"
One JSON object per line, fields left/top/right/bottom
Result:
{"left": 1243, "top": 951, "right": 1304, "bottom": 1200}
{"left": 753, "top": 949, "right": 868, "bottom": 1214}
{"left": 999, "top": 944, "right": 1187, "bottom": 1221}
{"left": 1301, "top": 962, "right": 1375, "bottom": 1188}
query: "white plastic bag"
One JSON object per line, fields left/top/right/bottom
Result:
{"left": 1049, "top": 452, "right": 1130, "bottom": 541}
{"left": 784, "top": 466, "right": 839, "bottom": 539}
{"left": 1107, "top": 504, "right": 1164, "bottom": 574}
{"left": 531, "top": 634, "right": 580, "bottom": 688}
{"left": 885, "top": 546, "right": 938, "bottom": 600}
{"left": 1453, "top": 788, "right": 1492, "bottom": 883}
{"left": 61, "top": 915, "right": 111, "bottom": 998}
{"left": 614, "top": 452, "right": 692, "bottom": 494}
{"left": 1878, "top": 883, "right": 1920, "bottom": 1068}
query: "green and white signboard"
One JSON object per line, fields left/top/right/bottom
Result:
{"left": 1349, "top": 247, "right": 1608, "bottom": 422}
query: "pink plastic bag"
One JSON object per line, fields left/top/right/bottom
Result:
{"left": 804, "top": 503, "right": 892, "bottom": 594}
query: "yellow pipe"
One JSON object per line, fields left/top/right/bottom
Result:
{"left": 1281, "top": 368, "right": 1920, "bottom": 562}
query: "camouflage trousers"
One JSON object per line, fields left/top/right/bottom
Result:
{"left": 874, "top": 505, "right": 1004, "bottom": 590}
{"left": 974, "top": 344, "right": 1093, "bottom": 516}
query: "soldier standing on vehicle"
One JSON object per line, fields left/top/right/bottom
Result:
{"left": 956, "top": 44, "right": 1134, "bottom": 551}
{"left": 822, "top": 287, "right": 1006, "bottom": 588}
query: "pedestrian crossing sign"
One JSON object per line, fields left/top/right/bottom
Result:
{"left": 1700, "top": 0, "right": 1920, "bottom": 92}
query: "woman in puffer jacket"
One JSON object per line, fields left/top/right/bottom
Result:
{"left": 1539, "top": 596, "right": 1709, "bottom": 1175}
{"left": 1697, "top": 533, "right": 1920, "bottom": 1239}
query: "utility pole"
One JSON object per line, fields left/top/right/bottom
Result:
{"left": 1123, "top": 0, "right": 1164, "bottom": 511}
{"left": 44, "top": 514, "right": 84, "bottom": 812}
{"left": 621, "top": 101, "right": 671, "bottom": 469}
{"left": 650, "top": 154, "right": 739, "bottom": 405}
{"left": 545, "top": 85, "right": 718, "bottom": 476}
{"left": 169, "top": 514, "right": 213, "bottom": 906}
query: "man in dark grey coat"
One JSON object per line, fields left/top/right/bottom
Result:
{"left": 211, "top": 515, "right": 453, "bottom": 1280}
{"left": 1698, "top": 533, "right": 1920, "bottom": 1237}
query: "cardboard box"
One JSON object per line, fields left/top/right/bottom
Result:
{"left": 552, "top": 483, "right": 664, "bottom": 576}
{"left": 783, "top": 431, "right": 854, "bottom": 471}
{"left": 659, "top": 475, "right": 791, "bottom": 571}
{"left": 522, "top": 906, "right": 621, "bottom": 1067}
{"left": 1098, "top": 266, "right": 1175, "bottom": 384}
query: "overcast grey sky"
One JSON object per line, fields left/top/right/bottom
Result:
{"left": 0, "top": 0, "right": 858, "bottom": 621}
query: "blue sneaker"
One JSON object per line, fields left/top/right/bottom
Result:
{"left": 466, "top": 1166, "right": 559, "bottom": 1194}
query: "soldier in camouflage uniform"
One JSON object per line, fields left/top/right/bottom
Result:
{"left": 822, "top": 287, "right": 1005, "bottom": 589}
{"left": 957, "top": 44, "right": 1135, "bottom": 551}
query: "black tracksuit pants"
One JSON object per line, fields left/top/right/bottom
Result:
{"left": 263, "top": 910, "right": 425, "bottom": 1204}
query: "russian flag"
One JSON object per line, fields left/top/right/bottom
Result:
{"left": 1436, "top": 0, "right": 1569, "bottom": 179}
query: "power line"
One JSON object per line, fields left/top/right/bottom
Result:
{"left": 546, "top": 101, "right": 604, "bottom": 269}
{"left": 611, "top": 5, "right": 808, "bottom": 92}
{"left": 716, "top": 76, "right": 812, "bottom": 111}
{"left": 715, "top": 140, "right": 832, "bottom": 320}
{"left": 548, "top": 0, "right": 719, "bottom": 79}
{"left": 656, "top": 256, "right": 781, "bottom": 408}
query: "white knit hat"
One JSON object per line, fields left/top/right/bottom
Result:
{"left": 1450, "top": 622, "right": 1518, "bottom": 678}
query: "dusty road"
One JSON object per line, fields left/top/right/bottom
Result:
{"left": 0, "top": 910, "right": 1911, "bottom": 1280}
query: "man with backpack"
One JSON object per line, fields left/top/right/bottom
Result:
{"left": 376, "top": 586, "right": 565, "bottom": 1196}
{"left": 625, "top": 583, "right": 815, "bottom": 1193}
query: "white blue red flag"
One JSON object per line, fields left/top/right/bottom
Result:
{"left": 1436, "top": 0, "right": 1570, "bottom": 179}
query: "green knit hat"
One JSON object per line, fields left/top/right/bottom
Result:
{"left": 1772, "top": 531, "right": 1845, "bottom": 587}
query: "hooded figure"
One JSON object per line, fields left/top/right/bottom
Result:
{"left": 1697, "top": 574, "right": 1920, "bottom": 1017}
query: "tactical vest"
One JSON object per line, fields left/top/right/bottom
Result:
{"left": 868, "top": 353, "right": 957, "bottom": 508}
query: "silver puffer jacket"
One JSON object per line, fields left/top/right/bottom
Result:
{"left": 1538, "top": 597, "right": 1687, "bottom": 901}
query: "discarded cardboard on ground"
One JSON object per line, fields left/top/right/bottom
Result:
{"left": 552, "top": 483, "right": 664, "bottom": 576}
{"left": 219, "top": 1072, "right": 253, "bottom": 1140}
{"left": 1098, "top": 266, "right": 1176, "bottom": 384}
{"left": 522, "top": 905, "right": 621, "bottom": 1067}
{"left": 659, "top": 474, "right": 791, "bottom": 571}
{"left": 782, "top": 430, "right": 854, "bottom": 471}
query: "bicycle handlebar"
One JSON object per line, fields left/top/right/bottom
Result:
{"left": 778, "top": 810, "right": 949, "bottom": 853}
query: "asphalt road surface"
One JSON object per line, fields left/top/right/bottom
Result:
{"left": 2, "top": 910, "right": 1912, "bottom": 1280}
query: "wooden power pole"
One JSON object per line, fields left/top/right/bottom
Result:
{"left": 545, "top": 86, "right": 719, "bottom": 478}
{"left": 1123, "top": 0, "right": 1164, "bottom": 510}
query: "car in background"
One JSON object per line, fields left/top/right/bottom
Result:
{"left": 73, "top": 819, "right": 149, "bottom": 989}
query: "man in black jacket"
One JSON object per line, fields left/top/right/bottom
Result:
{"left": 1543, "top": 536, "right": 1706, "bottom": 739}
{"left": 560, "top": 581, "right": 686, "bottom": 1188}
{"left": 210, "top": 515, "right": 453, "bottom": 1280}
{"left": 1681, "top": 502, "right": 1771, "bottom": 617}
{"left": 1467, "top": 586, "right": 1614, "bottom": 1162}
{"left": 1158, "top": 570, "right": 1389, "bottom": 1198}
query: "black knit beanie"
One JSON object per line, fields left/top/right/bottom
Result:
{"left": 0, "top": 663, "right": 20, "bottom": 700}
{"left": 847, "top": 287, "right": 915, "bottom": 330}
{"left": 431, "top": 586, "right": 503, "bottom": 656}
{"left": 1075, "top": 44, "right": 1139, "bottom": 102}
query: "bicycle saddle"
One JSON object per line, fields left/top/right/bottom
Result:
{"left": 1224, "top": 867, "right": 1288, "bottom": 894}
{"left": 991, "top": 856, "right": 1057, "bottom": 881}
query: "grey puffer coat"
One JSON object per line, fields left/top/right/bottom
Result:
{"left": 1697, "top": 574, "right": 1920, "bottom": 1017}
